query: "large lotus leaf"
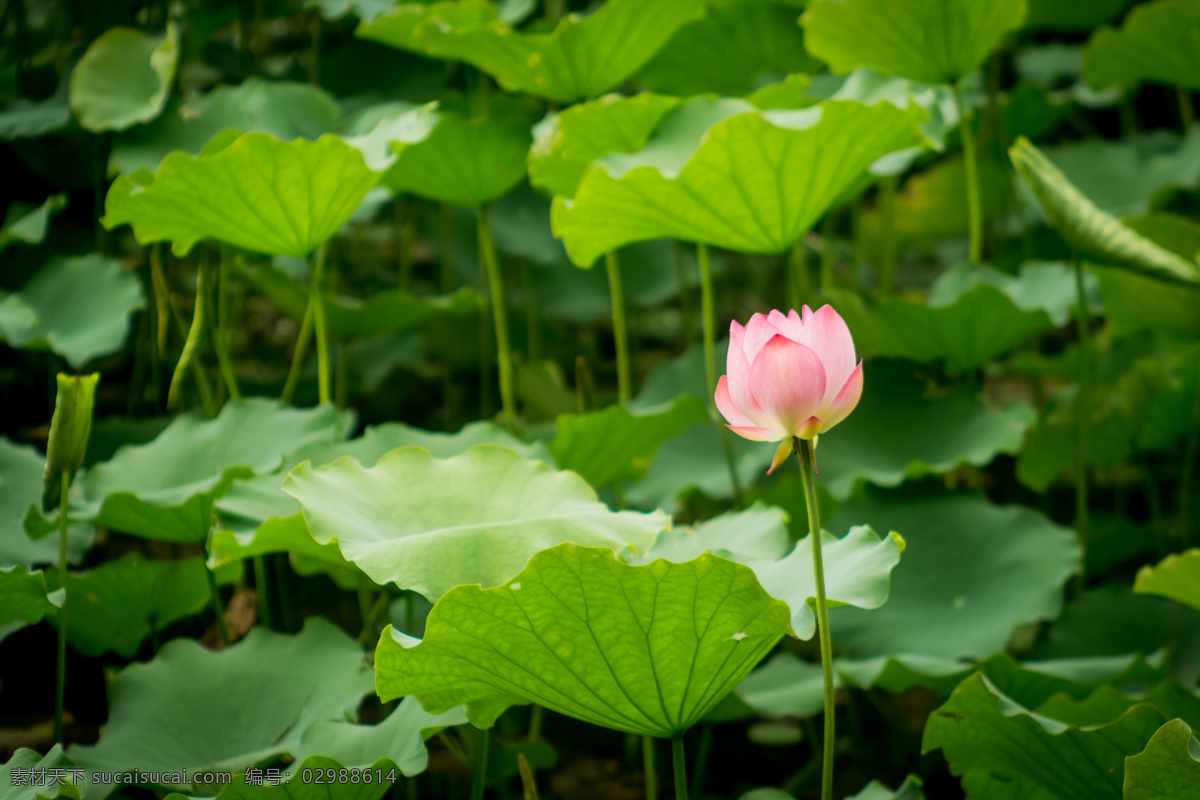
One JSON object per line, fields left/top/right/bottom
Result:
{"left": 1, "top": 747, "right": 86, "bottom": 800}
{"left": 927, "top": 260, "right": 1102, "bottom": 328}
{"left": 379, "top": 110, "right": 529, "bottom": 207}
{"left": 0, "top": 81, "right": 72, "bottom": 140}
{"left": 801, "top": 0, "right": 1027, "bottom": 85}
{"left": 212, "top": 422, "right": 550, "bottom": 587}
{"left": 1092, "top": 216, "right": 1200, "bottom": 338}
{"left": 286, "top": 696, "right": 467, "bottom": 780}
{"left": 825, "top": 484, "right": 1081, "bottom": 659}
{"left": 1124, "top": 718, "right": 1200, "bottom": 799}
{"left": 283, "top": 445, "right": 666, "bottom": 600}
{"left": 0, "top": 565, "right": 63, "bottom": 629}
{"left": 745, "top": 526, "right": 903, "bottom": 640}
{"left": 375, "top": 544, "right": 794, "bottom": 736}
{"left": 69, "top": 619, "right": 374, "bottom": 789}
{"left": 0, "top": 194, "right": 68, "bottom": 252}
{"left": 1041, "top": 131, "right": 1200, "bottom": 218}
{"left": 103, "top": 133, "right": 380, "bottom": 257}
{"left": 635, "top": 502, "right": 792, "bottom": 566}
{"left": 1010, "top": 137, "right": 1200, "bottom": 284}
{"left": 1035, "top": 680, "right": 1200, "bottom": 731}
{"left": 241, "top": 262, "right": 480, "bottom": 341}
{"left": 551, "top": 99, "right": 928, "bottom": 267}
{"left": 549, "top": 395, "right": 708, "bottom": 488}
{"left": 923, "top": 673, "right": 1170, "bottom": 800}
{"left": 1083, "top": 0, "right": 1200, "bottom": 91}
{"left": 110, "top": 79, "right": 341, "bottom": 176}
{"left": 0, "top": 439, "right": 93, "bottom": 568}
{"left": 1036, "top": 586, "right": 1200, "bottom": 687}
{"left": 357, "top": 0, "right": 703, "bottom": 103}
{"left": 637, "top": 3, "right": 820, "bottom": 97}
{"left": 0, "top": 254, "right": 145, "bottom": 369}
{"left": 41, "top": 399, "right": 351, "bottom": 544}
{"left": 846, "top": 778, "right": 925, "bottom": 800}
{"left": 339, "top": 100, "right": 439, "bottom": 173}
{"left": 1134, "top": 551, "right": 1200, "bottom": 613}
{"left": 47, "top": 553, "right": 212, "bottom": 658}
{"left": 69, "top": 24, "right": 179, "bottom": 132}
{"left": 810, "top": 359, "right": 1035, "bottom": 499}
{"left": 829, "top": 284, "right": 1053, "bottom": 374}
{"left": 529, "top": 93, "right": 682, "bottom": 200}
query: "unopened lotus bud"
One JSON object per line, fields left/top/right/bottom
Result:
{"left": 42, "top": 373, "right": 100, "bottom": 513}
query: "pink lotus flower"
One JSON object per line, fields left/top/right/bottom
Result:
{"left": 716, "top": 306, "right": 863, "bottom": 474}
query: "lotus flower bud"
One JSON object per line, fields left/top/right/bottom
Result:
{"left": 42, "top": 373, "right": 100, "bottom": 512}
{"left": 715, "top": 306, "right": 863, "bottom": 474}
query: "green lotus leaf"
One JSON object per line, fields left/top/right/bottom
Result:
{"left": 923, "top": 673, "right": 1172, "bottom": 800}
{"left": 283, "top": 445, "right": 666, "bottom": 601}
{"left": 357, "top": 0, "right": 704, "bottom": 103}
{"left": 309, "top": 0, "right": 398, "bottom": 22}
{"left": 0, "top": 80, "right": 72, "bottom": 140}
{"left": 637, "top": 3, "right": 820, "bottom": 97}
{"left": 826, "top": 484, "right": 1081, "bottom": 659}
{"left": 1091, "top": 216, "right": 1200, "bottom": 338}
{"left": 1009, "top": 136, "right": 1200, "bottom": 284}
{"left": 928, "top": 261, "right": 1102, "bottom": 328}
{"left": 549, "top": 395, "right": 708, "bottom": 487}
{"left": 1023, "top": 0, "right": 1132, "bottom": 31}
{"left": 1083, "top": 0, "right": 1200, "bottom": 91}
{"left": 286, "top": 696, "right": 467, "bottom": 780}
{"left": 102, "top": 132, "right": 380, "bottom": 257}
{"left": 529, "top": 93, "right": 682, "bottom": 200}
{"left": 110, "top": 79, "right": 341, "bottom": 175}
{"left": 846, "top": 778, "right": 925, "bottom": 800}
{"left": 1134, "top": 550, "right": 1200, "bottom": 613}
{"left": 551, "top": 98, "right": 928, "bottom": 267}
{"left": 241, "top": 261, "right": 480, "bottom": 341}
{"left": 1, "top": 746, "right": 86, "bottom": 800}
{"left": 213, "top": 422, "right": 550, "bottom": 588}
{"left": 46, "top": 553, "right": 213, "bottom": 658}
{"left": 379, "top": 110, "right": 530, "bottom": 207}
{"left": 0, "top": 564, "right": 63, "bottom": 630}
{"left": 36, "top": 399, "right": 351, "bottom": 544}
{"left": 746, "top": 526, "right": 903, "bottom": 640}
{"left": 339, "top": 100, "right": 439, "bottom": 172}
{"left": 0, "top": 438, "right": 93, "bottom": 568}
{"left": 0, "top": 194, "right": 67, "bottom": 252}
{"left": 1124, "top": 718, "right": 1200, "bottom": 799}
{"left": 801, "top": 0, "right": 1027, "bottom": 85}
{"left": 635, "top": 502, "right": 792, "bottom": 566}
{"left": 70, "top": 619, "right": 375, "bottom": 791}
{"left": 1035, "top": 680, "right": 1200, "bottom": 730}
{"left": 375, "top": 544, "right": 794, "bottom": 736}
{"left": 812, "top": 359, "right": 1035, "bottom": 499}
{"left": 1039, "top": 132, "right": 1200, "bottom": 218}
{"left": 0, "top": 254, "right": 145, "bottom": 369}
{"left": 69, "top": 24, "right": 179, "bottom": 132}
{"left": 829, "top": 281, "right": 1053, "bottom": 374}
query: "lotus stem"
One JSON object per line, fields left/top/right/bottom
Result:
{"left": 794, "top": 437, "right": 835, "bottom": 800}
{"left": 643, "top": 735, "right": 658, "bottom": 800}
{"left": 1072, "top": 256, "right": 1092, "bottom": 590}
{"left": 167, "top": 257, "right": 217, "bottom": 418}
{"left": 281, "top": 293, "right": 314, "bottom": 405}
{"left": 309, "top": 246, "right": 332, "bottom": 405}
{"left": 1180, "top": 87, "right": 1195, "bottom": 130}
{"left": 470, "top": 729, "right": 490, "bottom": 800}
{"left": 211, "top": 249, "right": 241, "bottom": 401}
{"left": 528, "top": 704, "right": 544, "bottom": 741}
{"left": 521, "top": 261, "right": 542, "bottom": 363}
{"left": 698, "top": 242, "right": 744, "bottom": 504}
{"left": 671, "top": 736, "right": 688, "bottom": 800}
{"left": 479, "top": 206, "right": 516, "bottom": 430}
{"left": 689, "top": 724, "right": 713, "bottom": 799}
{"left": 953, "top": 84, "right": 983, "bottom": 264}
{"left": 252, "top": 555, "right": 273, "bottom": 630}
{"left": 606, "top": 250, "right": 631, "bottom": 404}
{"left": 54, "top": 468, "right": 69, "bottom": 744}
{"left": 205, "top": 539, "right": 232, "bottom": 648}
{"left": 790, "top": 240, "right": 812, "bottom": 307}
